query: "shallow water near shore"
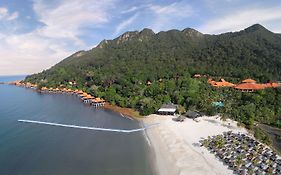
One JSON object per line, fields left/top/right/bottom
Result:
{"left": 0, "top": 79, "right": 155, "bottom": 175}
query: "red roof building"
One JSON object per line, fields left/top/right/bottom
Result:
{"left": 241, "top": 79, "right": 256, "bottom": 83}
{"left": 208, "top": 78, "right": 236, "bottom": 87}
{"left": 234, "top": 83, "right": 266, "bottom": 92}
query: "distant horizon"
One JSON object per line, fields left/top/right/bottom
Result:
{"left": 0, "top": 74, "right": 27, "bottom": 77}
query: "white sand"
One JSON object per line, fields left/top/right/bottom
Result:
{"left": 143, "top": 115, "right": 248, "bottom": 175}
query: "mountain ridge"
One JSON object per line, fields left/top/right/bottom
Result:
{"left": 92, "top": 24, "right": 276, "bottom": 52}
{"left": 25, "top": 23, "right": 281, "bottom": 85}
{"left": 24, "top": 24, "right": 281, "bottom": 127}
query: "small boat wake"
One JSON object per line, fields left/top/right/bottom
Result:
{"left": 18, "top": 119, "right": 159, "bottom": 133}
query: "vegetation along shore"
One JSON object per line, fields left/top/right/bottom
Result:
{"left": 7, "top": 24, "right": 281, "bottom": 175}
{"left": 20, "top": 24, "right": 281, "bottom": 151}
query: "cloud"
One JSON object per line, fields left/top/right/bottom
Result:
{"left": 121, "top": 6, "right": 138, "bottom": 14}
{"left": 150, "top": 2, "right": 193, "bottom": 17}
{"left": 199, "top": 6, "right": 281, "bottom": 34}
{"left": 114, "top": 13, "right": 139, "bottom": 35}
{"left": 0, "top": 0, "right": 118, "bottom": 75}
{"left": 0, "top": 7, "right": 18, "bottom": 21}
{"left": 33, "top": 0, "right": 115, "bottom": 43}
{"left": 148, "top": 1, "right": 194, "bottom": 31}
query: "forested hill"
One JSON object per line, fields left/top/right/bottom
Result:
{"left": 26, "top": 24, "right": 281, "bottom": 86}
{"left": 25, "top": 24, "right": 281, "bottom": 130}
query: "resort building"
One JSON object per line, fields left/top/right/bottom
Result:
{"left": 234, "top": 78, "right": 273, "bottom": 92}
{"left": 241, "top": 78, "right": 256, "bottom": 83}
{"left": 92, "top": 98, "right": 106, "bottom": 107}
{"left": 208, "top": 77, "right": 281, "bottom": 92}
{"left": 54, "top": 88, "right": 60, "bottom": 93}
{"left": 82, "top": 95, "right": 95, "bottom": 104}
{"left": 79, "top": 92, "right": 88, "bottom": 98}
{"left": 193, "top": 74, "right": 202, "bottom": 78}
{"left": 208, "top": 78, "right": 235, "bottom": 87}
{"left": 76, "top": 90, "right": 84, "bottom": 96}
{"left": 158, "top": 103, "right": 178, "bottom": 115}
{"left": 41, "top": 87, "right": 48, "bottom": 91}
{"left": 234, "top": 83, "right": 266, "bottom": 92}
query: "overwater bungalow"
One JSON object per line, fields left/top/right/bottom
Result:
{"left": 46, "top": 87, "right": 53, "bottom": 92}
{"left": 73, "top": 89, "right": 79, "bottom": 95}
{"left": 62, "top": 88, "right": 67, "bottom": 92}
{"left": 53, "top": 88, "right": 60, "bottom": 93}
{"left": 76, "top": 90, "right": 84, "bottom": 96}
{"left": 92, "top": 98, "right": 105, "bottom": 107}
{"left": 82, "top": 95, "right": 95, "bottom": 104}
{"left": 79, "top": 92, "right": 88, "bottom": 99}
{"left": 41, "top": 87, "right": 48, "bottom": 91}
{"left": 66, "top": 89, "right": 73, "bottom": 94}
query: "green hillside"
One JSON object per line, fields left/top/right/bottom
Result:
{"left": 25, "top": 24, "right": 281, "bottom": 130}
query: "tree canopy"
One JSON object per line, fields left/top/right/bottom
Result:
{"left": 24, "top": 24, "right": 281, "bottom": 128}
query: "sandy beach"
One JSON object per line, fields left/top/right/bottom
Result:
{"left": 143, "top": 114, "right": 248, "bottom": 175}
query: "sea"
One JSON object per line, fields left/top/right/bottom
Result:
{"left": 0, "top": 76, "right": 155, "bottom": 175}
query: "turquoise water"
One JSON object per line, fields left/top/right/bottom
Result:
{"left": 0, "top": 78, "right": 154, "bottom": 175}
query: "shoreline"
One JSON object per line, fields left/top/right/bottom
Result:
{"left": 7, "top": 82, "right": 281, "bottom": 174}
{"left": 143, "top": 114, "right": 244, "bottom": 175}
{"left": 103, "top": 103, "right": 141, "bottom": 120}
{"left": 142, "top": 119, "right": 180, "bottom": 175}
{"left": 143, "top": 115, "right": 281, "bottom": 175}
{"left": 6, "top": 81, "right": 141, "bottom": 121}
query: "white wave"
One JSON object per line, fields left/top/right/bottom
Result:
{"left": 18, "top": 119, "right": 158, "bottom": 133}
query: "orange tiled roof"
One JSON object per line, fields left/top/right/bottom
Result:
{"left": 92, "top": 98, "right": 105, "bottom": 103}
{"left": 242, "top": 79, "right": 256, "bottom": 83}
{"left": 234, "top": 83, "right": 266, "bottom": 90}
{"left": 84, "top": 95, "right": 94, "bottom": 99}
{"left": 263, "top": 82, "right": 281, "bottom": 88}
{"left": 77, "top": 90, "right": 83, "bottom": 94}
{"left": 81, "top": 92, "right": 88, "bottom": 97}
{"left": 208, "top": 78, "right": 235, "bottom": 87}
{"left": 41, "top": 87, "right": 48, "bottom": 90}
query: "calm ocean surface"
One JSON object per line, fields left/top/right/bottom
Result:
{"left": 0, "top": 76, "right": 155, "bottom": 175}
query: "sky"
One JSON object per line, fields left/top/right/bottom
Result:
{"left": 1, "top": 0, "right": 281, "bottom": 75}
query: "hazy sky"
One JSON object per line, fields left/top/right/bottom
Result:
{"left": 1, "top": 0, "right": 281, "bottom": 75}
